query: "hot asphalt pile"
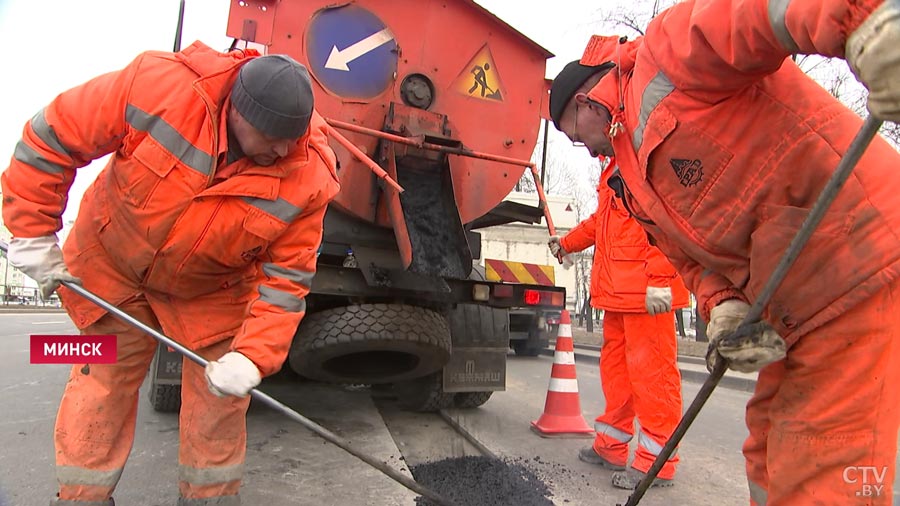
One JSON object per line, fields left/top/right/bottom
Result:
{"left": 412, "top": 455, "right": 555, "bottom": 506}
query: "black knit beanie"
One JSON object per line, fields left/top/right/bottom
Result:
{"left": 231, "top": 55, "right": 314, "bottom": 139}
{"left": 549, "top": 60, "right": 615, "bottom": 130}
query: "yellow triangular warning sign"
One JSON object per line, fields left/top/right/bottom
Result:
{"left": 455, "top": 45, "right": 504, "bottom": 102}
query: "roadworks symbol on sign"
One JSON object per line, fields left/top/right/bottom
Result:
{"left": 455, "top": 45, "right": 504, "bottom": 102}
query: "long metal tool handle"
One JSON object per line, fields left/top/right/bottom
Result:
{"left": 621, "top": 115, "right": 884, "bottom": 506}
{"left": 0, "top": 241, "right": 454, "bottom": 506}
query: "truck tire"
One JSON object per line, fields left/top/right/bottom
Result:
{"left": 149, "top": 382, "right": 181, "bottom": 413}
{"left": 393, "top": 371, "right": 455, "bottom": 412}
{"left": 454, "top": 391, "right": 493, "bottom": 408}
{"left": 392, "top": 301, "right": 505, "bottom": 411}
{"left": 147, "top": 345, "right": 181, "bottom": 413}
{"left": 289, "top": 304, "right": 451, "bottom": 384}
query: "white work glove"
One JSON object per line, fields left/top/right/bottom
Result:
{"left": 644, "top": 286, "right": 672, "bottom": 315}
{"left": 547, "top": 235, "right": 568, "bottom": 257}
{"left": 7, "top": 235, "right": 81, "bottom": 300}
{"left": 548, "top": 236, "right": 575, "bottom": 270}
{"left": 204, "top": 352, "right": 261, "bottom": 397}
{"left": 705, "top": 300, "right": 786, "bottom": 373}
{"left": 847, "top": 1, "right": 900, "bottom": 121}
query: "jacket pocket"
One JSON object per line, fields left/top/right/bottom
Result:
{"left": 608, "top": 245, "right": 648, "bottom": 295}
{"left": 242, "top": 210, "right": 283, "bottom": 242}
{"left": 641, "top": 105, "right": 733, "bottom": 220}
{"left": 204, "top": 208, "right": 286, "bottom": 271}
{"left": 747, "top": 204, "right": 852, "bottom": 332}
{"left": 116, "top": 138, "right": 177, "bottom": 207}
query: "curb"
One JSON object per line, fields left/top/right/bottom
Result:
{"left": 0, "top": 307, "right": 66, "bottom": 313}
{"left": 541, "top": 343, "right": 757, "bottom": 393}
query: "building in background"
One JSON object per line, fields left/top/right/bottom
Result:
{"left": 479, "top": 191, "right": 581, "bottom": 312}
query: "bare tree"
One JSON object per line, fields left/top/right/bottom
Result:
{"left": 593, "top": 0, "right": 674, "bottom": 36}
{"left": 519, "top": 125, "right": 580, "bottom": 196}
{"left": 591, "top": 1, "right": 900, "bottom": 147}
{"left": 796, "top": 55, "right": 900, "bottom": 147}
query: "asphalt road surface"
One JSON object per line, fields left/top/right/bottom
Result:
{"left": 0, "top": 312, "right": 895, "bottom": 506}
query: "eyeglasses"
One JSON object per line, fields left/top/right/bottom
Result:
{"left": 572, "top": 104, "right": 585, "bottom": 147}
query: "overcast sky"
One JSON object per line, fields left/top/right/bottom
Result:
{"left": 0, "top": 0, "right": 615, "bottom": 228}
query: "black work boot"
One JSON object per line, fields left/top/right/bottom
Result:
{"left": 578, "top": 446, "right": 627, "bottom": 471}
{"left": 611, "top": 467, "right": 674, "bottom": 489}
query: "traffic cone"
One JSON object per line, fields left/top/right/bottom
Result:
{"left": 531, "top": 310, "right": 594, "bottom": 438}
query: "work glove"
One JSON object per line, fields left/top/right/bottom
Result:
{"left": 547, "top": 235, "right": 568, "bottom": 257}
{"left": 548, "top": 236, "right": 575, "bottom": 270}
{"left": 205, "top": 352, "right": 262, "bottom": 397}
{"left": 705, "top": 300, "right": 786, "bottom": 373}
{"left": 7, "top": 235, "right": 81, "bottom": 300}
{"left": 644, "top": 286, "right": 672, "bottom": 315}
{"left": 846, "top": 1, "right": 900, "bottom": 121}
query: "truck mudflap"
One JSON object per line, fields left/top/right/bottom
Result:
{"left": 442, "top": 348, "right": 506, "bottom": 393}
{"left": 442, "top": 303, "right": 508, "bottom": 393}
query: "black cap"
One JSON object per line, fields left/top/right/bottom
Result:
{"left": 231, "top": 55, "right": 314, "bottom": 139}
{"left": 549, "top": 60, "right": 615, "bottom": 130}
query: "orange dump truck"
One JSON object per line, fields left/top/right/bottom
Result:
{"left": 149, "top": 0, "right": 565, "bottom": 412}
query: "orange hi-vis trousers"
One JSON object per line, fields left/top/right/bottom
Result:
{"left": 744, "top": 278, "right": 900, "bottom": 505}
{"left": 592, "top": 311, "right": 682, "bottom": 479}
{"left": 52, "top": 298, "right": 250, "bottom": 505}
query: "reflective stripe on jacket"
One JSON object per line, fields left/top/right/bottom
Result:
{"left": 0, "top": 41, "right": 341, "bottom": 375}
{"left": 560, "top": 167, "right": 689, "bottom": 313}
{"left": 578, "top": 0, "right": 900, "bottom": 340}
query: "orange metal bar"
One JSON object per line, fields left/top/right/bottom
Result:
{"left": 328, "top": 118, "right": 541, "bottom": 167}
{"left": 324, "top": 124, "right": 405, "bottom": 193}
{"left": 328, "top": 119, "right": 425, "bottom": 146}
{"left": 326, "top": 117, "right": 559, "bottom": 246}
{"left": 528, "top": 163, "right": 563, "bottom": 264}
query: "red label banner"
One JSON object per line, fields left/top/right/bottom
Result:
{"left": 30, "top": 335, "right": 118, "bottom": 364}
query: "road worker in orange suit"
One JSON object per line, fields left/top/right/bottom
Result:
{"left": 548, "top": 145, "right": 689, "bottom": 487}
{"left": 548, "top": 0, "right": 900, "bottom": 503}
{"left": 1, "top": 41, "right": 340, "bottom": 505}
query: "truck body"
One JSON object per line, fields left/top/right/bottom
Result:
{"left": 484, "top": 258, "right": 560, "bottom": 356}
{"left": 149, "top": 0, "right": 565, "bottom": 412}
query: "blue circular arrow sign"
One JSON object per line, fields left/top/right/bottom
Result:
{"left": 306, "top": 5, "right": 398, "bottom": 99}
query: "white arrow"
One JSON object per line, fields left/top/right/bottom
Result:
{"left": 324, "top": 28, "right": 394, "bottom": 71}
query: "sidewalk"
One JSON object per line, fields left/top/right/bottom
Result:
{"left": 550, "top": 324, "right": 759, "bottom": 393}
{"left": 0, "top": 306, "right": 66, "bottom": 313}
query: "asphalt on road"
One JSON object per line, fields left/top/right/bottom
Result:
{"left": 1, "top": 312, "right": 895, "bottom": 505}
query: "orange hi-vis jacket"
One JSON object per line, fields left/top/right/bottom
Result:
{"left": 561, "top": 166, "right": 689, "bottom": 313}
{"left": 579, "top": 0, "right": 900, "bottom": 341}
{"left": 1, "top": 41, "right": 341, "bottom": 375}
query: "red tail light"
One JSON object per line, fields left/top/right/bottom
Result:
{"left": 523, "top": 289, "right": 564, "bottom": 307}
